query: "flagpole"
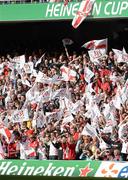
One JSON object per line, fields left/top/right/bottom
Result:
{"left": 62, "top": 38, "right": 73, "bottom": 60}
{"left": 64, "top": 44, "right": 70, "bottom": 59}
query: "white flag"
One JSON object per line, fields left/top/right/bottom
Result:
{"left": 13, "top": 55, "right": 25, "bottom": 69}
{"left": 84, "top": 67, "right": 94, "bottom": 83}
{"left": 82, "top": 123, "right": 98, "bottom": 137}
{"left": 70, "top": 100, "right": 84, "bottom": 115}
{"left": 122, "top": 47, "right": 127, "bottom": 54}
{"left": 113, "top": 48, "right": 128, "bottom": 63}
{"left": 0, "top": 142, "right": 4, "bottom": 160}
{"left": 36, "top": 71, "right": 52, "bottom": 84}
{"left": 62, "top": 111, "right": 74, "bottom": 125}
{"left": 82, "top": 39, "right": 107, "bottom": 50}
{"left": 52, "top": 88, "right": 66, "bottom": 99}
{"left": 12, "top": 109, "right": 29, "bottom": 123}
{"left": 21, "top": 78, "right": 32, "bottom": 87}
{"left": 35, "top": 53, "right": 45, "bottom": 67}
{"left": 88, "top": 48, "right": 106, "bottom": 64}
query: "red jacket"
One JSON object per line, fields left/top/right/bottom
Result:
{"left": 100, "top": 69, "right": 111, "bottom": 77}
{"left": 62, "top": 142, "right": 76, "bottom": 160}
{"left": 67, "top": 142, "right": 76, "bottom": 160}
{"left": 101, "top": 82, "right": 111, "bottom": 92}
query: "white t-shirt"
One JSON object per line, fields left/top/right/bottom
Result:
{"left": 121, "top": 141, "right": 128, "bottom": 154}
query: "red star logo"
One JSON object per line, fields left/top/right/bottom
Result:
{"left": 79, "top": 163, "right": 93, "bottom": 177}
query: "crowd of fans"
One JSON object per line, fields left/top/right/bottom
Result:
{"left": 0, "top": 42, "right": 128, "bottom": 161}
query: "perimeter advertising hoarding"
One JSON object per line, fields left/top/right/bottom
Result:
{"left": 0, "top": 160, "right": 128, "bottom": 178}
{"left": 0, "top": 177, "right": 127, "bottom": 180}
{"left": 0, "top": 0, "right": 128, "bottom": 22}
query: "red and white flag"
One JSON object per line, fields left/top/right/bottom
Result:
{"left": 60, "top": 66, "right": 76, "bottom": 81}
{"left": 25, "top": 148, "right": 36, "bottom": 157}
{"left": 82, "top": 38, "right": 108, "bottom": 50}
{"left": 0, "top": 128, "right": 11, "bottom": 143}
{"left": 72, "top": 0, "right": 95, "bottom": 29}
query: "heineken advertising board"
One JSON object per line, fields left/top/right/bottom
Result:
{"left": 0, "top": 0, "right": 128, "bottom": 22}
{"left": 0, "top": 160, "right": 128, "bottom": 178}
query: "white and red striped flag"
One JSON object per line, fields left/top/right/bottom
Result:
{"left": 72, "top": 0, "right": 95, "bottom": 29}
{"left": 82, "top": 38, "right": 108, "bottom": 50}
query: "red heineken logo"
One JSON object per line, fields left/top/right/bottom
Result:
{"left": 79, "top": 163, "right": 93, "bottom": 176}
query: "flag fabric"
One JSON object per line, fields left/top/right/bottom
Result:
{"left": 35, "top": 71, "right": 52, "bottom": 84}
{"left": 88, "top": 48, "right": 106, "bottom": 64}
{"left": 122, "top": 52, "right": 128, "bottom": 63}
{"left": 0, "top": 128, "right": 11, "bottom": 143}
{"left": 13, "top": 55, "right": 25, "bottom": 70}
{"left": 42, "top": 88, "right": 52, "bottom": 103}
{"left": 84, "top": 67, "right": 94, "bottom": 83}
{"left": 70, "top": 100, "right": 83, "bottom": 115}
{"left": 20, "top": 143, "right": 27, "bottom": 160}
{"left": 11, "top": 109, "right": 29, "bottom": 123}
{"left": 122, "top": 47, "right": 127, "bottom": 54}
{"left": 81, "top": 123, "right": 98, "bottom": 137}
{"left": 82, "top": 38, "right": 107, "bottom": 50}
{"left": 62, "top": 110, "right": 74, "bottom": 125}
{"left": 35, "top": 53, "right": 45, "bottom": 68}
{"left": 52, "top": 88, "right": 66, "bottom": 99}
{"left": 112, "top": 48, "right": 128, "bottom": 63}
{"left": 112, "top": 49, "right": 123, "bottom": 63}
{"left": 0, "top": 141, "right": 4, "bottom": 160}
{"left": 60, "top": 66, "right": 77, "bottom": 81}
{"left": 0, "top": 63, "right": 4, "bottom": 75}
{"left": 25, "top": 148, "right": 36, "bottom": 157}
{"left": 21, "top": 78, "right": 32, "bottom": 87}
{"left": 72, "top": 0, "right": 95, "bottom": 29}
{"left": 62, "top": 38, "right": 73, "bottom": 47}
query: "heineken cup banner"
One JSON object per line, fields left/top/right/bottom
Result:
{"left": 0, "top": 160, "right": 127, "bottom": 178}
{"left": 0, "top": 0, "right": 128, "bottom": 22}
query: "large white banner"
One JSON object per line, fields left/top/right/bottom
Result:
{"left": 88, "top": 48, "right": 106, "bottom": 64}
{"left": 12, "top": 109, "right": 29, "bottom": 123}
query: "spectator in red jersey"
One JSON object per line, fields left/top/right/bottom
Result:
{"left": 66, "top": 136, "right": 76, "bottom": 160}
{"left": 27, "top": 136, "right": 39, "bottom": 159}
